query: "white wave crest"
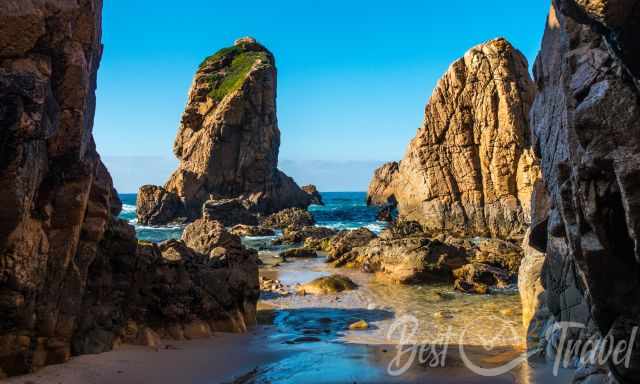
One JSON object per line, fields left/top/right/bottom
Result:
{"left": 121, "top": 204, "right": 136, "bottom": 213}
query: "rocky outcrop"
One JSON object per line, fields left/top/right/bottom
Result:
{"left": 302, "top": 185, "right": 324, "bottom": 205}
{"left": 136, "top": 185, "right": 185, "bottom": 225}
{"left": 273, "top": 226, "right": 337, "bottom": 245}
{"left": 202, "top": 198, "right": 258, "bottom": 226}
{"left": 366, "top": 161, "right": 399, "bottom": 206}
{"left": 524, "top": 1, "right": 640, "bottom": 381}
{"left": 229, "top": 224, "right": 275, "bottom": 237}
{"left": 367, "top": 38, "right": 540, "bottom": 240}
{"left": 325, "top": 228, "right": 377, "bottom": 261}
{"left": 260, "top": 207, "right": 315, "bottom": 230}
{"left": 331, "top": 222, "right": 523, "bottom": 288}
{"left": 136, "top": 38, "right": 310, "bottom": 225}
{"left": 0, "top": 2, "right": 259, "bottom": 377}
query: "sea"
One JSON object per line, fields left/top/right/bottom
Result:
{"left": 118, "top": 192, "right": 386, "bottom": 242}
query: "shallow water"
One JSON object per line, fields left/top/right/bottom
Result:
{"left": 118, "top": 193, "right": 570, "bottom": 383}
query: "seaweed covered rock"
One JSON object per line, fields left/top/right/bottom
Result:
{"left": 297, "top": 275, "right": 358, "bottom": 295}
{"left": 136, "top": 38, "right": 311, "bottom": 225}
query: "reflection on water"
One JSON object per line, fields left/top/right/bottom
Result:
{"left": 259, "top": 254, "right": 524, "bottom": 347}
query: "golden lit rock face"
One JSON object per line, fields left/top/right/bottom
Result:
{"left": 137, "top": 39, "right": 311, "bottom": 225}
{"left": 368, "top": 38, "right": 539, "bottom": 240}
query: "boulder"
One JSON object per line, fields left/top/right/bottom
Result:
{"left": 136, "top": 185, "right": 185, "bottom": 225}
{"left": 452, "top": 263, "right": 512, "bottom": 291}
{"left": 470, "top": 238, "right": 523, "bottom": 274}
{"left": 230, "top": 224, "right": 275, "bottom": 237}
{"left": 366, "top": 38, "right": 540, "bottom": 240}
{"left": 273, "top": 226, "right": 337, "bottom": 245}
{"left": 297, "top": 275, "right": 358, "bottom": 295}
{"left": 280, "top": 248, "right": 318, "bottom": 259}
{"left": 181, "top": 218, "right": 245, "bottom": 258}
{"left": 136, "top": 38, "right": 311, "bottom": 224}
{"left": 325, "top": 228, "right": 377, "bottom": 261}
{"left": 332, "top": 231, "right": 469, "bottom": 284}
{"left": 260, "top": 208, "right": 315, "bottom": 230}
{"left": 302, "top": 185, "right": 324, "bottom": 205}
{"left": 202, "top": 198, "right": 258, "bottom": 226}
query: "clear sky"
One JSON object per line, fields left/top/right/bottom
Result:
{"left": 95, "top": 0, "right": 550, "bottom": 192}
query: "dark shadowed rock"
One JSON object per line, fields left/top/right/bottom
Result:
{"left": 523, "top": 1, "right": 640, "bottom": 381}
{"left": 280, "top": 248, "right": 318, "bottom": 259}
{"left": 0, "top": 3, "right": 259, "bottom": 376}
{"left": 136, "top": 185, "right": 185, "bottom": 225}
{"left": 302, "top": 185, "right": 324, "bottom": 205}
{"left": 202, "top": 198, "right": 258, "bottom": 226}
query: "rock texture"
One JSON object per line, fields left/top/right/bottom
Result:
{"left": 331, "top": 222, "right": 522, "bottom": 287}
{"left": 260, "top": 207, "right": 315, "bottom": 230}
{"left": 366, "top": 161, "right": 399, "bottom": 206}
{"left": 524, "top": 1, "right": 640, "bottom": 381}
{"left": 137, "top": 38, "right": 310, "bottom": 225}
{"left": 302, "top": 185, "right": 324, "bottom": 205}
{"left": 367, "top": 38, "right": 540, "bottom": 240}
{"left": 0, "top": 2, "right": 258, "bottom": 377}
{"left": 136, "top": 185, "right": 185, "bottom": 225}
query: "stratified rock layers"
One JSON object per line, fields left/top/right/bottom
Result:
{"left": 137, "top": 39, "right": 310, "bottom": 225}
{"left": 524, "top": 0, "right": 640, "bottom": 381}
{"left": 368, "top": 38, "right": 540, "bottom": 240}
{"left": 0, "top": 1, "right": 258, "bottom": 377}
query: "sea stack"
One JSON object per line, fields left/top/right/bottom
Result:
{"left": 137, "top": 38, "right": 311, "bottom": 225}
{"left": 367, "top": 38, "right": 540, "bottom": 240}
{"left": 521, "top": 1, "right": 640, "bottom": 381}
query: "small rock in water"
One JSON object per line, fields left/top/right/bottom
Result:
{"left": 297, "top": 275, "right": 358, "bottom": 295}
{"left": 367, "top": 303, "right": 377, "bottom": 310}
{"left": 433, "top": 311, "right": 454, "bottom": 319}
{"left": 499, "top": 308, "right": 514, "bottom": 317}
{"left": 348, "top": 320, "right": 369, "bottom": 330}
{"left": 435, "top": 291, "right": 455, "bottom": 301}
{"left": 286, "top": 336, "right": 322, "bottom": 344}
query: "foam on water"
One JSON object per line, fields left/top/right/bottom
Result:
{"left": 119, "top": 192, "right": 386, "bottom": 242}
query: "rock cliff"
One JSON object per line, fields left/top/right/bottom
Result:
{"left": 522, "top": 0, "right": 640, "bottom": 382}
{"left": 367, "top": 38, "right": 540, "bottom": 240}
{"left": 137, "top": 38, "right": 310, "bottom": 225}
{"left": 0, "top": 2, "right": 258, "bottom": 377}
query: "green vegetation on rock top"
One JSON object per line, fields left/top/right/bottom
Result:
{"left": 206, "top": 51, "right": 269, "bottom": 102}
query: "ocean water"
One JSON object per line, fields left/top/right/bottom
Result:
{"left": 118, "top": 192, "right": 385, "bottom": 242}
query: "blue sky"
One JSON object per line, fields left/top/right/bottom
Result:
{"left": 96, "top": 0, "right": 550, "bottom": 192}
